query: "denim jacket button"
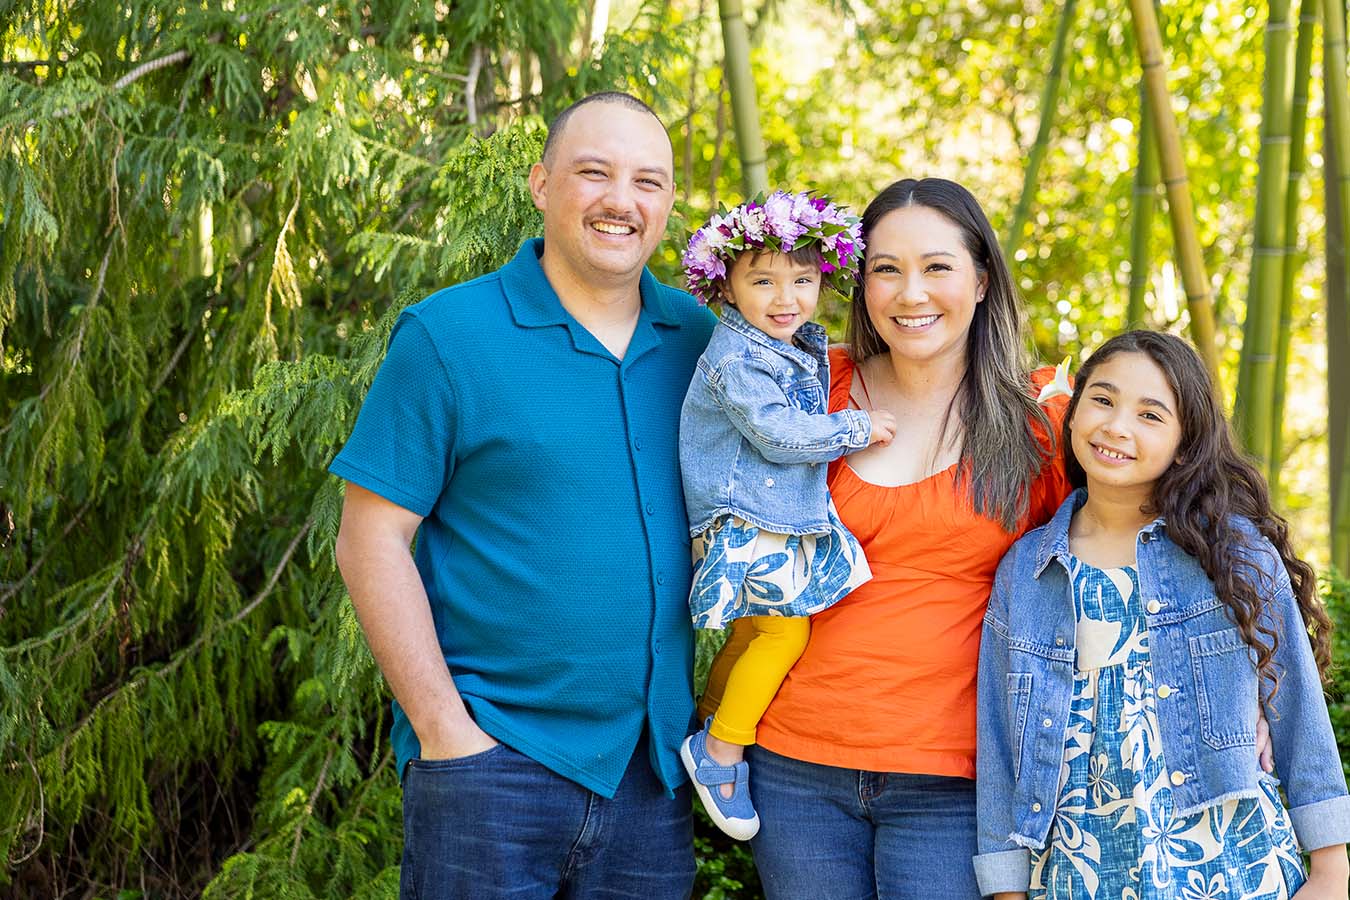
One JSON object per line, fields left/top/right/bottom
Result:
{"left": 1032, "top": 802, "right": 1042, "bottom": 813}
{"left": 1156, "top": 684, "right": 1173, "bottom": 699}
{"left": 1042, "top": 717, "right": 1053, "bottom": 728}
{"left": 1170, "top": 770, "right": 1188, "bottom": 786}
{"left": 1146, "top": 600, "right": 1162, "bottom": 614}
{"left": 1055, "top": 636, "right": 1065, "bottom": 647}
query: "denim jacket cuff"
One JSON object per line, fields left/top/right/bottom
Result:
{"left": 1289, "top": 795, "right": 1350, "bottom": 851}
{"left": 844, "top": 408, "right": 871, "bottom": 448}
{"left": 972, "top": 848, "right": 1031, "bottom": 896}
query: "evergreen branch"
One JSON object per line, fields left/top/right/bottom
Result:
{"left": 0, "top": 498, "right": 94, "bottom": 615}
{"left": 29, "top": 51, "right": 191, "bottom": 128}
{"left": 2, "top": 506, "right": 148, "bottom": 658}
{"left": 59, "top": 518, "right": 314, "bottom": 749}
{"left": 7, "top": 755, "right": 46, "bottom": 867}
{"left": 289, "top": 744, "right": 334, "bottom": 866}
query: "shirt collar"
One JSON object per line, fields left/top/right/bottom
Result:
{"left": 501, "top": 238, "right": 680, "bottom": 329}
{"left": 1032, "top": 487, "right": 1167, "bottom": 577}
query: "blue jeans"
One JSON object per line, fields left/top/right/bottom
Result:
{"left": 399, "top": 738, "right": 694, "bottom": 899}
{"left": 747, "top": 746, "right": 980, "bottom": 900}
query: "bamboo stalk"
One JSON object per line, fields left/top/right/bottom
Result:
{"left": 1270, "top": 0, "right": 1318, "bottom": 500}
{"left": 1129, "top": 0, "right": 1220, "bottom": 379}
{"left": 1324, "top": 0, "right": 1350, "bottom": 570}
{"left": 1235, "top": 0, "right": 1296, "bottom": 469}
{"left": 1126, "top": 82, "right": 1159, "bottom": 328}
{"left": 717, "top": 0, "right": 768, "bottom": 197}
{"left": 1004, "top": 0, "right": 1079, "bottom": 259}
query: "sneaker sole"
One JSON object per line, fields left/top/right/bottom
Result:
{"left": 680, "top": 737, "right": 761, "bottom": 841}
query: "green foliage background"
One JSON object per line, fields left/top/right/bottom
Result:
{"left": 1, "top": 1, "right": 1345, "bottom": 897}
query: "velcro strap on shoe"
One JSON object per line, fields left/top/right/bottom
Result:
{"left": 693, "top": 764, "right": 739, "bottom": 787}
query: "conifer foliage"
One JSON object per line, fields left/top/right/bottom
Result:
{"left": 1, "top": 2, "right": 685, "bottom": 894}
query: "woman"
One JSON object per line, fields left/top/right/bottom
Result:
{"left": 698, "top": 178, "right": 1072, "bottom": 898}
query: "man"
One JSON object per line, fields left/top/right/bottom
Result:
{"left": 331, "top": 92, "right": 715, "bottom": 899}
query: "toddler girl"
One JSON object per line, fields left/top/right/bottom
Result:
{"left": 975, "top": 330, "right": 1349, "bottom": 899}
{"left": 677, "top": 191, "right": 896, "bottom": 840}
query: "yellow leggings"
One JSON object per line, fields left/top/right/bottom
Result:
{"left": 697, "top": 615, "right": 810, "bottom": 746}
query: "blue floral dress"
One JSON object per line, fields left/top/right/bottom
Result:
{"left": 1030, "top": 558, "right": 1306, "bottom": 900}
{"left": 687, "top": 500, "right": 871, "bottom": 630}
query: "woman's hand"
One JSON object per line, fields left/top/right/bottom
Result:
{"left": 1256, "top": 708, "right": 1274, "bottom": 773}
{"left": 1291, "top": 846, "right": 1349, "bottom": 899}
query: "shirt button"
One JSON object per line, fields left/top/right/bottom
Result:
{"left": 1170, "top": 770, "right": 1187, "bottom": 786}
{"left": 1042, "top": 717, "right": 1053, "bottom": 728}
{"left": 1156, "top": 684, "right": 1173, "bottom": 699}
{"left": 645, "top": 503, "right": 655, "bottom": 516}
{"left": 634, "top": 438, "right": 643, "bottom": 451}
{"left": 1031, "top": 802, "right": 1042, "bottom": 813}
{"left": 1146, "top": 600, "right": 1162, "bottom": 614}
{"left": 656, "top": 573, "right": 666, "bottom": 585}
{"left": 765, "top": 477, "right": 775, "bottom": 487}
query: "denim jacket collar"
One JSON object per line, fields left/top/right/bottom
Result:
{"left": 1031, "top": 487, "right": 1167, "bottom": 578}
{"left": 717, "top": 304, "right": 828, "bottom": 375}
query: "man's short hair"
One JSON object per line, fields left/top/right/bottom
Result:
{"left": 541, "top": 92, "right": 665, "bottom": 167}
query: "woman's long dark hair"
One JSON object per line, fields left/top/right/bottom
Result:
{"left": 847, "top": 178, "right": 1053, "bottom": 529}
{"left": 1064, "top": 330, "right": 1332, "bottom": 694}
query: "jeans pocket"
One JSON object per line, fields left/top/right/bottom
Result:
{"left": 407, "top": 742, "right": 510, "bottom": 773}
{"left": 1007, "top": 672, "right": 1033, "bottom": 780}
{"left": 1189, "top": 628, "right": 1257, "bottom": 749}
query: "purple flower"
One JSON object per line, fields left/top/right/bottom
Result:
{"left": 764, "top": 191, "right": 806, "bottom": 246}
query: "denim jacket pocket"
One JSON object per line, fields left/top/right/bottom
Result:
{"left": 1007, "top": 672, "right": 1033, "bottom": 780}
{"left": 1189, "top": 628, "right": 1258, "bottom": 749}
{"left": 784, "top": 379, "right": 824, "bottom": 412}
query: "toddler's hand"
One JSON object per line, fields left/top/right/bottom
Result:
{"left": 867, "top": 410, "right": 897, "bottom": 446}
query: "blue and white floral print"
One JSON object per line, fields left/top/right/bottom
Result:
{"left": 1029, "top": 559, "right": 1306, "bottom": 900}
{"left": 688, "top": 499, "right": 870, "bottom": 630}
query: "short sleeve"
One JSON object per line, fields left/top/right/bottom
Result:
{"left": 1026, "top": 365, "right": 1073, "bottom": 528}
{"left": 328, "top": 312, "right": 457, "bottom": 517}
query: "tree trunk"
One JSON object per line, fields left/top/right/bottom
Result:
{"left": 709, "top": 77, "right": 728, "bottom": 208}
{"left": 1235, "top": 0, "right": 1295, "bottom": 470}
{"left": 1270, "top": 0, "right": 1318, "bottom": 501}
{"left": 1325, "top": 0, "right": 1350, "bottom": 569}
{"left": 1127, "top": 82, "right": 1158, "bottom": 328}
{"left": 1004, "top": 0, "right": 1078, "bottom": 259}
{"left": 717, "top": 0, "right": 768, "bottom": 197}
{"left": 1129, "top": 0, "right": 1221, "bottom": 380}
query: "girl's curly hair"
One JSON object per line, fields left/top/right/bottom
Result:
{"left": 1063, "top": 330, "right": 1332, "bottom": 699}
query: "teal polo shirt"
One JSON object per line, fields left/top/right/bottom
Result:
{"left": 330, "top": 239, "right": 715, "bottom": 797}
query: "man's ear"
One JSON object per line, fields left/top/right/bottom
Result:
{"left": 528, "top": 162, "right": 549, "bottom": 213}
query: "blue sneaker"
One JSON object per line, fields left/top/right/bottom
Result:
{"left": 680, "top": 719, "right": 760, "bottom": 840}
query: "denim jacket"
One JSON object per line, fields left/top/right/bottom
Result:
{"left": 974, "top": 488, "right": 1350, "bottom": 896}
{"left": 679, "top": 305, "right": 872, "bottom": 536}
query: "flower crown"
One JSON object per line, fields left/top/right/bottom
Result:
{"left": 681, "top": 190, "right": 865, "bottom": 305}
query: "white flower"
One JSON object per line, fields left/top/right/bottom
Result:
{"left": 1037, "top": 356, "right": 1073, "bottom": 403}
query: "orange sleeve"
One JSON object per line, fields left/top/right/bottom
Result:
{"left": 1027, "top": 365, "right": 1074, "bottom": 529}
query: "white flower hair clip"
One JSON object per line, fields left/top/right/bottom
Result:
{"left": 1037, "top": 356, "right": 1073, "bottom": 404}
